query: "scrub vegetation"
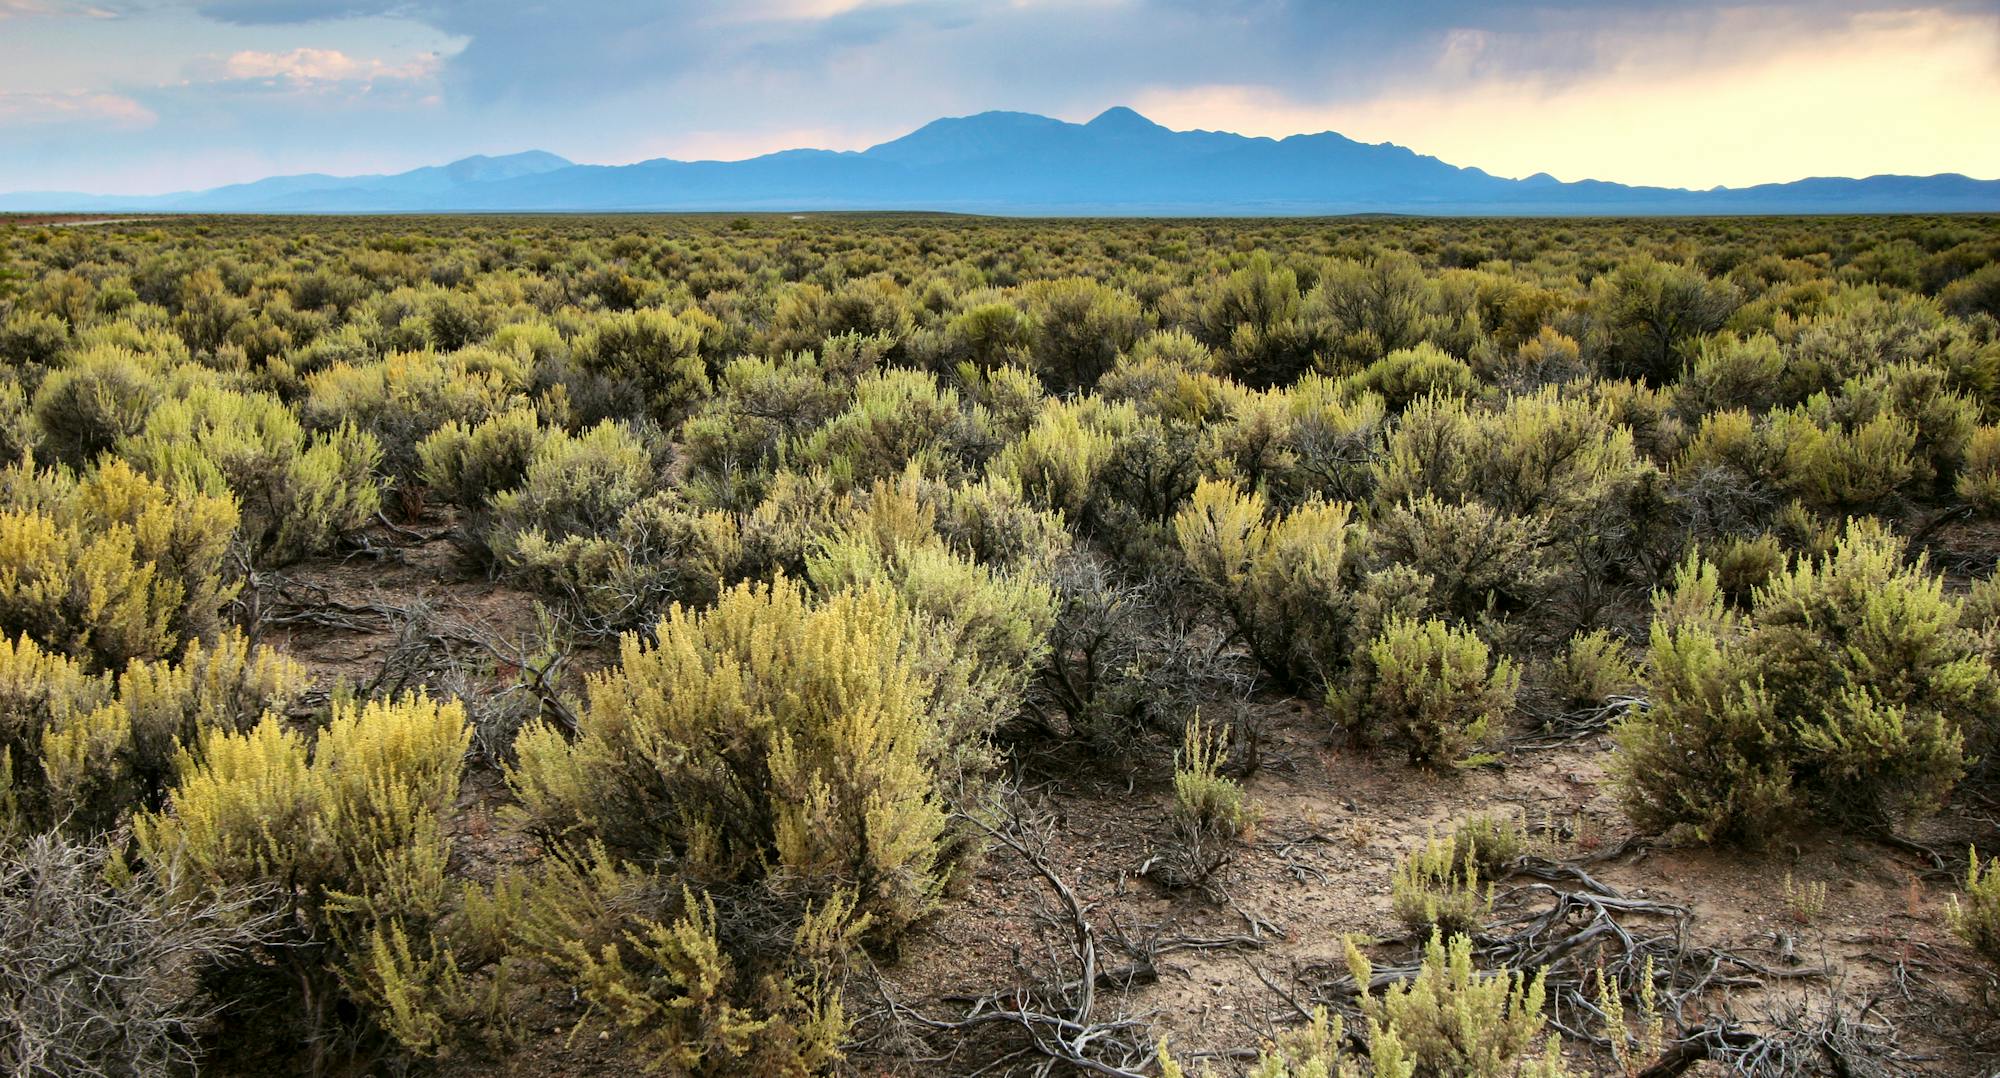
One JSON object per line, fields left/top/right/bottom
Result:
{"left": 2, "top": 211, "right": 1999, "bottom": 1076}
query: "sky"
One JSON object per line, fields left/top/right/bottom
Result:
{"left": 1, "top": 0, "right": 1997, "bottom": 194}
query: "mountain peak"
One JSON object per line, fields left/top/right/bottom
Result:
{"left": 441, "top": 151, "right": 573, "bottom": 183}
{"left": 1086, "top": 106, "right": 1165, "bottom": 133}
{"left": 864, "top": 110, "right": 1069, "bottom": 164}
{"left": 449, "top": 150, "right": 571, "bottom": 169}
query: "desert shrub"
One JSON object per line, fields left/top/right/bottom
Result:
{"left": 1374, "top": 388, "right": 1646, "bottom": 534}
{"left": 926, "top": 472, "right": 1071, "bottom": 572}
{"left": 954, "top": 362, "right": 1045, "bottom": 441}
{"left": 1347, "top": 932, "right": 1572, "bottom": 1078}
{"left": 1250, "top": 376, "right": 1386, "bottom": 507}
{"left": 1508, "top": 326, "right": 1591, "bottom": 387}
{"left": 1018, "top": 276, "right": 1145, "bottom": 392}
{"left": 1617, "top": 525, "right": 1990, "bottom": 841}
{"left": 1193, "top": 377, "right": 1302, "bottom": 484}
{"left": 0, "top": 310, "right": 69, "bottom": 372}
{"left": 944, "top": 301, "right": 1035, "bottom": 370}
{"left": 987, "top": 395, "right": 1128, "bottom": 525}
{"left": 1480, "top": 389, "right": 1650, "bottom": 531}
{"left": 1173, "top": 478, "right": 1365, "bottom": 690}
{"left": 1586, "top": 377, "right": 1683, "bottom": 463}
{"left": 1346, "top": 342, "right": 1481, "bottom": 411}
{"left": 508, "top": 579, "right": 951, "bottom": 929}
{"left": 1542, "top": 629, "right": 1638, "bottom": 712}
{"left": 1748, "top": 520, "right": 1986, "bottom": 825}
{"left": 769, "top": 278, "right": 914, "bottom": 356}
{"left": 1958, "top": 425, "right": 2000, "bottom": 513}
{"left": 30, "top": 346, "right": 162, "bottom": 468}
{"left": 1306, "top": 253, "right": 1457, "bottom": 371}
{"left": 1769, "top": 404, "right": 1918, "bottom": 510}
{"left": 69, "top": 317, "right": 191, "bottom": 368}
{"left": 424, "top": 288, "right": 496, "bottom": 350}
{"left": 1097, "top": 329, "right": 1226, "bottom": 418}
{"left": 119, "top": 385, "right": 381, "bottom": 563}
{"left": 1450, "top": 812, "right": 1528, "bottom": 879}
{"left": 1370, "top": 495, "right": 1549, "bottom": 626}
{"left": 1941, "top": 263, "right": 2000, "bottom": 322}
{"left": 1672, "top": 409, "right": 1782, "bottom": 530}
{"left": 514, "top": 857, "right": 852, "bottom": 1075}
{"left": 0, "top": 633, "right": 112, "bottom": 835}
{"left": 807, "top": 486, "right": 1056, "bottom": 786}
{"left": 1594, "top": 954, "right": 1666, "bottom": 1078}
{"left": 795, "top": 368, "right": 989, "bottom": 489}
{"left": 1087, "top": 412, "right": 1207, "bottom": 562}
{"left": 416, "top": 406, "right": 545, "bottom": 513}
{"left": 574, "top": 306, "right": 722, "bottom": 423}
{"left": 1391, "top": 833, "right": 1493, "bottom": 938}
{"left": 487, "top": 420, "right": 655, "bottom": 545}
{"left": 1948, "top": 846, "right": 2000, "bottom": 970}
{"left": 1025, "top": 554, "right": 1234, "bottom": 756}
{"left": 1161, "top": 1007, "right": 1412, "bottom": 1078}
{"left": 135, "top": 694, "right": 479, "bottom": 1067}
{"left": 0, "top": 830, "right": 275, "bottom": 1078}
{"left": 1675, "top": 331, "right": 1788, "bottom": 414}
{"left": 1592, "top": 257, "right": 1740, "bottom": 385}
{"left": 1197, "top": 254, "right": 1316, "bottom": 386}
{"left": 301, "top": 347, "right": 526, "bottom": 484}
{"left": 1167, "top": 713, "right": 1249, "bottom": 887}
{"left": 678, "top": 336, "right": 884, "bottom": 508}
{"left": 501, "top": 490, "right": 740, "bottom": 637}
{"left": 506, "top": 580, "right": 952, "bottom": 1070}
{"left": 13, "top": 630, "right": 307, "bottom": 836}
{"left": 172, "top": 268, "right": 248, "bottom": 356}
{"left": 0, "top": 378, "right": 28, "bottom": 467}
{"left": 0, "top": 457, "right": 238, "bottom": 670}
{"left": 1776, "top": 286, "right": 1998, "bottom": 411}
{"left": 1336, "top": 616, "right": 1517, "bottom": 767}
{"left": 1678, "top": 400, "right": 1923, "bottom": 519}
{"left": 727, "top": 468, "right": 852, "bottom": 583}
{"left": 1708, "top": 533, "right": 1785, "bottom": 605}
{"left": 278, "top": 321, "right": 376, "bottom": 387}
{"left": 1861, "top": 361, "right": 1980, "bottom": 490}
{"left": 1611, "top": 561, "right": 1795, "bottom": 843}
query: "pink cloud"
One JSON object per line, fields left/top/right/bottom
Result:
{"left": 218, "top": 47, "right": 441, "bottom": 86}
{"left": 0, "top": 0, "right": 116, "bottom": 18}
{"left": 0, "top": 90, "right": 155, "bottom": 129}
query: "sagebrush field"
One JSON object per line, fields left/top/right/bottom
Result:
{"left": 3, "top": 212, "right": 2000, "bottom": 1077}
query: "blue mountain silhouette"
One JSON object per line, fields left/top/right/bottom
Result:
{"left": 6, "top": 109, "right": 1994, "bottom": 215}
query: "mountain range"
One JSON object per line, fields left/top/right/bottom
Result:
{"left": 5, "top": 107, "right": 1997, "bottom": 216}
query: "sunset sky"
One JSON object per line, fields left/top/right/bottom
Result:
{"left": 2, "top": 0, "right": 1996, "bottom": 194}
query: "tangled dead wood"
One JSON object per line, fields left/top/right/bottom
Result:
{"left": 857, "top": 797, "right": 1268, "bottom": 1077}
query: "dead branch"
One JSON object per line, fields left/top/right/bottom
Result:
{"left": 1511, "top": 693, "right": 1645, "bottom": 751}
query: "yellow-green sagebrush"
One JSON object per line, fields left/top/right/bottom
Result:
{"left": 504, "top": 579, "right": 962, "bottom": 1072}
{"left": 136, "top": 694, "right": 483, "bottom": 1065}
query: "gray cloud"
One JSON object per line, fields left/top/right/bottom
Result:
{"left": 184, "top": 0, "right": 1993, "bottom": 113}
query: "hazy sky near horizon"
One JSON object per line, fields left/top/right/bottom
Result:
{"left": 1, "top": 0, "right": 1996, "bottom": 193}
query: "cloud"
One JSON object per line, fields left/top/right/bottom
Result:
{"left": 0, "top": 0, "right": 118, "bottom": 18}
{"left": 0, "top": 89, "right": 155, "bottom": 128}
{"left": 628, "top": 123, "right": 893, "bottom": 163}
{"left": 215, "top": 45, "right": 439, "bottom": 84}
{"left": 1129, "top": 6, "right": 2000, "bottom": 187}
